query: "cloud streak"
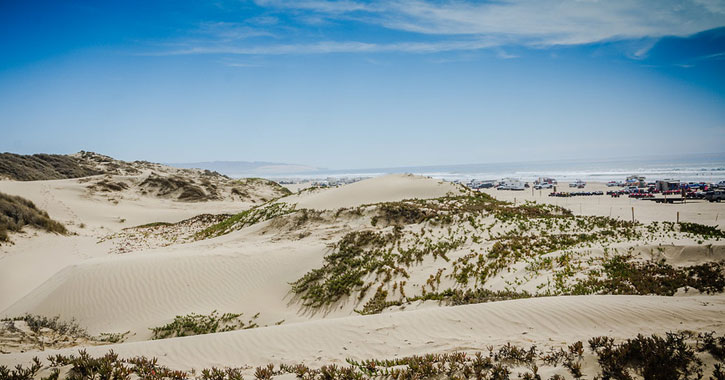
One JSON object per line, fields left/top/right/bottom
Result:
{"left": 151, "top": 38, "right": 499, "bottom": 56}
{"left": 151, "top": 0, "right": 725, "bottom": 57}
{"left": 260, "top": 0, "right": 725, "bottom": 45}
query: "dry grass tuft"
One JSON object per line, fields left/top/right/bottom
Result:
{"left": 0, "top": 192, "right": 66, "bottom": 243}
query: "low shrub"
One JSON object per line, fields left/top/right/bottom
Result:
{"left": 195, "top": 202, "right": 295, "bottom": 239}
{"left": 150, "top": 311, "right": 259, "bottom": 339}
{"left": 679, "top": 222, "right": 725, "bottom": 240}
{"left": 3, "top": 332, "right": 724, "bottom": 380}
{"left": 571, "top": 256, "right": 725, "bottom": 296}
{"left": 0, "top": 192, "right": 67, "bottom": 242}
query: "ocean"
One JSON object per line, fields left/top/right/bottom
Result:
{"left": 243, "top": 153, "right": 725, "bottom": 184}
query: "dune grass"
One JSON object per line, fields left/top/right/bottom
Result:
{"left": 150, "top": 311, "right": 259, "bottom": 340}
{"left": 291, "top": 192, "right": 725, "bottom": 312}
{"left": 3, "top": 331, "right": 723, "bottom": 379}
{"left": 195, "top": 202, "right": 295, "bottom": 240}
{"left": 0, "top": 152, "right": 100, "bottom": 181}
{"left": 0, "top": 192, "right": 66, "bottom": 242}
{"left": 1, "top": 314, "right": 129, "bottom": 352}
{"left": 234, "top": 178, "right": 292, "bottom": 196}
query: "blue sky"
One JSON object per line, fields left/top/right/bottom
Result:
{"left": 1, "top": 0, "right": 724, "bottom": 169}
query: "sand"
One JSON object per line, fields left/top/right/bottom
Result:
{"left": 0, "top": 177, "right": 257, "bottom": 311}
{"left": 282, "top": 174, "right": 463, "bottom": 210}
{"left": 1, "top": 174, "right": 724, "bottom": 374}
{"left": 482, "top": 181, "right": 724, "bottom": 228}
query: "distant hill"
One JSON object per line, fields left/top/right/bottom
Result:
{"left": 169, "top": 161, "right": 320, "bottom": 177}
{"left": 0, "top": 151, "right": 291, "bottom": 203}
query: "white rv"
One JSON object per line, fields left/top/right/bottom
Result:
{"left": 498, "top": 178, "right": 525, "bottom": 191}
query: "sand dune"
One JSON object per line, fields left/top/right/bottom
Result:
{"left": 2, "top": 294, "right": 723, "bottom": 370}
{"left": 1, "top": 234, "right": 331, "bottom": 338}
{"left": 0, "top": 178, "right": 252, "bottom": 311}
{"left": 2, "top": 173, "right": 725, "bottom": 375}
{"left": 282, "top": 174, "right": 462, "bottom": 210}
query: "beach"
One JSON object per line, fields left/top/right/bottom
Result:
{"left": 1, "top": 170, "right": 725, "bottom": 378}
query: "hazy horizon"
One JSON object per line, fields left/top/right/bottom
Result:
{"left": 165, "top": 151, "right": 725, "bottom": 183}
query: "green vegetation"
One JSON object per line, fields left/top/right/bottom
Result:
{"left": 409, "top": 288, "right": 534, "bottom": 306}
{"left": 1, "top": 314, "right": 129, "bottom": 350}
{"left": 90, "top": 178, "right": 129, "bottom": 192}
{"left": 290, "top": 229, "right": 404, "bottom": 308}
{"left": 133, "top": 221, "right": 173, "bottom": 228}
{"left": 355, "top": 287, "right": 402, "bottom": 315}
{"left": 150, "top": 311, "right": 259, "bottom": 339}
{"left": 234, "top": 178, "right": 292, "bottom": 196}
{"left": 0, "top": 192, "right": 66, "bottom": 242}
{"left": 679, "top": 222, "right": 725, "bottom": 240}
{"left": 369, "top": 193, "right": 572, "bottom": 227}
{"left": 0, "top": 152, "right": 101, "bottom": 181}
{"left": 4, "top": 332, "right": 723, "bottom": 379}
{"left": 289, "top": 191, "right": 725, "bottom": 313}
{"left": 370, "top": 202, "right": 436, "bottom": 226}
{"left": 589, "top": 332, "right": 706, "bottom": 380}
{"left": 2, "top": 315, "right": 87, "bottom": 338}
{"left": 139, "top": 174, "right": 216, "bottom": 202}
{"left": 196, "top": 202, "right": 295, "bottom": 239}
{"left": 570, "top": 256, "right": 725, "bottom": 296}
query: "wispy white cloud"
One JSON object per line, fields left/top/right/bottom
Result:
{"left": 151, "top": 38, "right": 499, "bottom": 56}
{"left": 257, "top": 0, "right": 725, "bottom": 46}
{"left": 254, "top": 0, "right": 373, "bottom": 14}
{"left": 697, "top": 51, "right": 725, "bottom": 61}
{"left": 218, "top": 58, "right": 265, "bottom": 67}
{"left": 150, "top": 0, "right": 725, "bottom": 57}
{"left": 196, "top": 21, "right": 276, "bottom": 41}
{"left": 496, "top": 50, "right": 519, "bottom": 59}
{"left": 246, "top": 15, "right": 279, "bottom": 26}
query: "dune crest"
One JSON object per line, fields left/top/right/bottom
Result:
{"left": 283, "top": 174, "right": 463, "bottom": 210}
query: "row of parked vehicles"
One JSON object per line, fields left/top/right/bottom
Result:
{"left": 549, "top": 191, "right": 603, "bottom": 197}
{"left": 473, "top": 177, "right": 724, "bottom": 201}
{"left": 606, "top": 186, "right": 725, "bottom": 202}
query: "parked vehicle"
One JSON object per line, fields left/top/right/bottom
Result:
{"left": 534, "top": 177, "right": 557, "bottom": 186}
{"left": 569, "top": 180, "right": 585, "bottom": 188}
{"left": 628, "top": 192, "right": 654, "bottom": 199}
{"left": 534, "top": 183, "right": 553, "bottom": 189}
{"left": 468, "top": 180, "right": 495, "bottom": 189}
{"left": 498, "top": 178, "right": 525, "bottom": 191}
{"left": 550, "top": 191, "right": 603, "bottom": 197}
{"left": 705, "top": 190, "right": 725, "bottom": 202}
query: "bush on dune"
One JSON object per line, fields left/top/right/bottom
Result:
{"left": 150, "top": 311, "right": 259, "bottom": 340}
{"left": 3, "top": 331, "right": 724, "bottom": 380}
{"left": 0, "top": 192, "right": 66, "bottom": 242}
{"left": 1, "top": 314, "right": 129, "bottom": 352}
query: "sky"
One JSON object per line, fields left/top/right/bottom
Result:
{"left": 1, "top": 0, "right": 724, "bottom": 169}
